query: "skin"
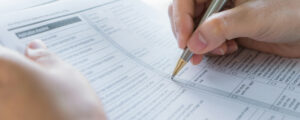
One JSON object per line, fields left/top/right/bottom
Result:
{"left": 0, "top": 40, "right": 106, "bottom": 120}
{"left": 169, "top": 0, "right": 300, "bottom": 65}
{"left": 1, "top": 0, "right": 300, "bottom": 119}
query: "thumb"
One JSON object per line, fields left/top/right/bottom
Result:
{"left": 187, "top": 4, "right": 257, "bottom": 54}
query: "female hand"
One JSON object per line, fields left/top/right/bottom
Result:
{"left": 169, "top": 0, "right": 300, "bottom": 64}
{"left": 0, "top": 40, "right": 106, "bottom": 120}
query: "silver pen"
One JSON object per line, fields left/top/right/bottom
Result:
{"left": 171, "top": 0, "right": 228, "bottom": 79}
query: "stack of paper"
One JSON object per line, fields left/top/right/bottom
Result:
{"left": 0, "top": 0, "right": 57, "bottom": 13}
{"left": 0, "top": 0, "right": 299, "bottom": 119}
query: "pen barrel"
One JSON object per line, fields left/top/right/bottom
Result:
{"left": 199, "top": 0, "right": 228, "bottom": 25}
{"left": 180, "top": 49, "right": 194, "bottom": 62}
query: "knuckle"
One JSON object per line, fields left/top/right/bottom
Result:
{"left": 207, "top": 13, "right": 229, "bottom": 38}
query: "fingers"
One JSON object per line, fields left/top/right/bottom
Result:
{"left": 237, "top": 38, "right": 300, "bottom": 58}
{"left": 207, "top": 40, "right": 238, "bottom": 55}
{"left": 26, "top": 40, "right": 61, "bottom": 67}
{"left": 26, "top": 40, "right": 50, "bottom": 60}
{"left": 28, "top": 39, "right": 47, "bottom": 49}
{"left": 0, "top": 45, "right": 43, "bottom": 82}
{"left": 226, "top": 40, "right": 239, "bottom": 54}
{"left": 172, "top": 0, "right": 196, "bottom": 49}
{"left": 0, "top": 46, "right": 36, "bottom": 69}
{"left": 191, "top": 54, "right": 203, "bottom": 65}
{"left": 237, "top": 38, "right": 275, "bottom": 53}
{"left": 187, "top": 4, "right": 254, "bottom": 54}
{"left": 192, "top": 40, "right": 239, "bottom": 65}
{"left": 210, "top": 42, "right": 228, "bottom": 55}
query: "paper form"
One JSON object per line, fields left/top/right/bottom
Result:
{"left": 0, "top": 0, "right": 58, "bottom": 13}
{"left": 0, "top": 0, "right": 299, "bottom": 119}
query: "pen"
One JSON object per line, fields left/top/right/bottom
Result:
{"left": 171, "top": 0, "right": 228, "bottom": 79}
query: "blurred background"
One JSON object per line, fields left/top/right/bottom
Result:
{"left": 141, "top": 0, "right": 172, "bottom": 12}
{"left": 0, "top": 0, "right": 172, "bottom": 14}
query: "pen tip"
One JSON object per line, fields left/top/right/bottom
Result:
{"left": 171, "top": 59, "right": 187, "bottom": 80}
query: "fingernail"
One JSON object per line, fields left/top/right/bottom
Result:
{"left": 177, "top": 34, "right": 186, "bottom": 49}
{"left": 196, "top": 33, "right": 207, "bottom": 51}
{"left": 29, "top": 40, "right": 45, "bottom": 49}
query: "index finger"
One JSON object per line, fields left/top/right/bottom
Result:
{"left": 172, "top": 0, "right": 196, "bottom": 49}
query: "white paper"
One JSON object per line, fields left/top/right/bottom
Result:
{"left": 0, "top": 0, "right": 299, "bottom": 119}
{"left": 0, "top": 0, "right": 58, "bottom": 13}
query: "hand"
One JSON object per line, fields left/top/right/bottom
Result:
{"left": 0, "top": 40, "right": 106, "bottom": 120}
{"left": 169, "top": 0, "right": 300, "bottom": 65}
